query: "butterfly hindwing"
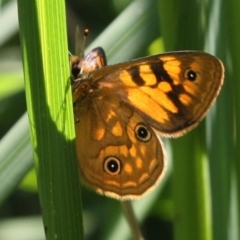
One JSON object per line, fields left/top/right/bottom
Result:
{"left": 74, "top": 86, "right": 165, "bottom": 200}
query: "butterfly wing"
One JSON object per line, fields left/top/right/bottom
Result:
{"left": 92, "top": 51, "right": 224, "bottom": 136}
{"left": 72, "top": 49, "right": 223, "bottom": 200}
{"left": 74, "top": 87, "right": 165, "bottom": 200}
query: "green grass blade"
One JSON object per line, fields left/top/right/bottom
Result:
{"left": 17, "top": 0, "right": 83, "bottom": 239}
{"left": 159, "top": 0, "right": 226, "bottom": 239}
{"left": 86, "top": 0, "right": 160, "bottom": 64}
{"left": 206, "top": 1, "right": 234, "bottom": 240}
{"left": 226, "top": 0, "right": 240, "bottom": 239}
{"left": 0, "top": 113, "right": 32, "bottom": 203}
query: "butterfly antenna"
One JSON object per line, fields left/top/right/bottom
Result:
{"left": 81, "top": 28, "right": 89, "bottom": 57}
{"left": 75, "top": 26, "right": 89, "bottom": 58}
{"left": 83, "top": 28, "right": 89, "bottom": 48}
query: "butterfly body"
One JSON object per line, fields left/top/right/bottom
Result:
{"left": 71, "top": 47, "right": 224, "bottom": 200}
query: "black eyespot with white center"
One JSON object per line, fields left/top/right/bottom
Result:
{"left": 135, "top": 123, "right": 152, "bottom": 142}
{"left": 103, "top": 157, "right": 121, "bottom": 175}
{"left": 184, "top": 69, "right": 197, "bottom": 81}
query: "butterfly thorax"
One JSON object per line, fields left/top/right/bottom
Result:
{"left": 70, "top": 48, "right": 107, "bottom": 103}
{"left": 71, "top": 47, "right": 107, "bottom": 77}
{"left": 72, "top": 77, "right": 99, "bottom": 104}
{"left": 71, "top": 47, "right": 107, "bottom": 104}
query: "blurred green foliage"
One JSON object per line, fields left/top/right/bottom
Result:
{"left": 0, "top": 0, "right": 238, "bottom": 240}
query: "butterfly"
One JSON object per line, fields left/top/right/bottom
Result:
{"left": 71, "top": 47, "right": 224, "bottom": 200}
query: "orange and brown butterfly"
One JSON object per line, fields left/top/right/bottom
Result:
{"left": 70, "top": 47, "right": 224, "bottom": 200}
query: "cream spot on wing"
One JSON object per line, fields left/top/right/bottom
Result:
{"left": 140, "top": 146, "right": 147, "bottom": 155}
{"left": 160, "top": 56, "right": 179, "bottom": 62}
{"left": 119, "top": 70, "right": 136, "bottom": 86}
{"left": 122, "top": 181, "right": 137, "bottom": 188}
{"left": 94, "top": 128, "right": 105, "bottom": 141}
{"left": 111, "top": 121, "right": 123, "bottom": 136}
{"left": 158, "top": 81, "right": 172, "bottom": 92}
{"left": 139, "top": 81, "right": 177, "bottom": 114}
{"left": 161, "top": 58, "right": 182, "bottom": 83}
{"left": 139, "top": 173, "right": 149, "bottom": 184}
{"left": 184, "top": 81, "right": 200, "bottom": 96}
{"left": 126, "top": 89, "right": 170, "bottom": 123}
{"left": 99, "top": 145, "right": 128, "bottom": 158}
{"left": 136, "top": 158, "right": 143, "bottom": 169}
{"left": 139, "top": 65, "right": 157, "bottom": 85}
{"left": 149, "top": 158, "right": 158, "bottom": 173}
{"left": 161, "top": 57, "right": 181, "bottom": 68}
{"left": 104, "top": 179, "right": 120, "bottom": 187}
{"left": 124, "top": 163, "right": 133, "bottom": 174}
{"left": 121, "top": 145, "right": 128, "bottom": 157}
{"left": 106, "top": 109, "right": 117, "bottom": 121}
{"left": 179, "top": 93, "right": 192, "bottom": 106}
{"left": 130, "top": 146, "right": 137, "bottom": 158}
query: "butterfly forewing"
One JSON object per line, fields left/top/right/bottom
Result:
{"left": 93, "top": 51, "right": 224, "bottom": 137}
